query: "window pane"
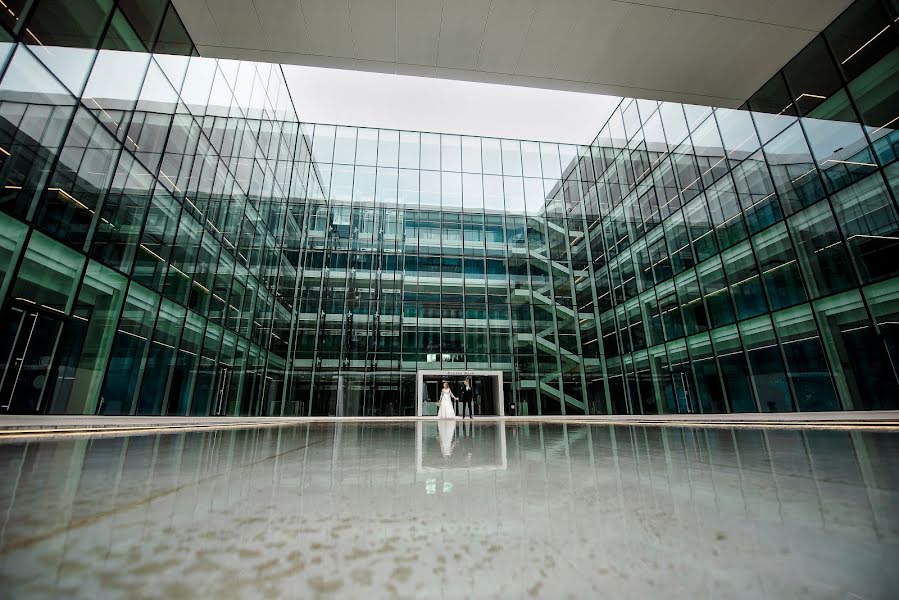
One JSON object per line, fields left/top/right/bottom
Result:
{"left": 136, "top": 298, "right": 184, "bottom": 414}
{"left": 802, "top": 91, "right": 877, "bottom": 194}
{"left": 747, "top": 72, "right": 798, "bottom": 143}
{"left": 722, "top": 241, "right": 767, "bottom": 320}
{"left": 10, "top": 230, "right": 84, "bottom": 311}
{"left": 355, "top": 128, "right": 378, "bottom": 166}
{"left": 91, "top": 154, "right": 154, "bottom": 272}
{"left": 752, "top": 223, "right": 807, "bottom": 310}
{"left": 521, "top": 141, "right": 541, "bottom": 177}
{"left": 782, "top": 37, "right": 843, "bottom": 116}
{"left": 462, "top": 172, "right": 483, "bottom": 210}
{"left": 442, "top": 171, "right": 462, "bottom": 208}
{"left": 441, "top": 134, "right": 461, "bottom": 172}
{"left": 715, "top": 108, "right": 760, "bottom": 162}
{"left": 675, "top": 270, "right": 708, "bottom": 335}
{"left": 711, "top": 325, "right": 756, "bottom": 412}
{"left": 83, "top": 49, "right": 151, "bottom": 141}
{"left": 25, "top": 0, "right": 113, "bottom": 94}
{"left": 863, "top": 278, "right": 899, "bottom": 410}
{"left": 686, "top": 333, "right": 726, "bottom": 413}
{"left": 697, "top": 256, "right": 735, "bottom": 327}
{"left": 50, "top": 261, "right": 127, "bottom": 414}
{"left": 739, "top": 315, "right": 792, "bottom": 412}
{"left": 118, "top": 0, "right": 167, "bottom": 48}
{"left": 398, "top": 131, "right": 418, "bottom": 169}
{"left": 660, "top": 102, "right": 688, "bottom": 146}
{"left": 501, "top": 139, "right": 522, "bottom": 176}
{"left": 420, "top": 133, "right": 439, "bottom": 170}
{"left": 731, "top": 152, "right": 781, "bottom": 234}
{"left": 684, "top": 195, "right": 717, "bottom": 260}
{"left": 98, "top": 282, "right": 159, "bottom": 415}
{"left": 154, "top": 4, "right": 193, "bottom": 56}
{"left": 377, "top": 130, "right": 399, "bottom": 167}
{"left": 788, "top": 201, "right": 856, "bottom": 298}
{"left": 825, "top": 0, "right": 898, "bottom": 82}
{"left": 815, "top": 289, "right": 899, "bottom": 409}
{"left": 763, "top": 121, "right": 825, "bottom": 215}
{"left": 772, "top": 304, "right": 840, "bottom": 411}
{"left": 691, "top": 114, "right": 727, "bottom": 187}
{"left": 705, "top": 175, "right": 747, "bottom": 249}
{"left": 457, "top": 136, "right": 480, "bottom": 173}
{"left": 333, "top": 126, "right": 356, "bottom": 164}
{"left": 830, "top": 172, "right": 899, "bottom": 283}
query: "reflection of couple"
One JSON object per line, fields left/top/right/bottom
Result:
{"left": 437, "top": 419, "right": 457, "bottom": 457}
{"left": 438, "top": 417, "right": 476, "bottom": 458}
{"left": 437, "top": 379, "right": 474, "bottom": 420}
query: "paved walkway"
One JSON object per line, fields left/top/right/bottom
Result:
{"left": 1, "top": 411, "right": 898, "bottom": 437}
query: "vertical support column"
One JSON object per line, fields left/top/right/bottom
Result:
{"left": 495, "top": 372, "right": 505, "bottom": 416}
{"left": 415, "top": 370, "right": 423, "bottom": 416}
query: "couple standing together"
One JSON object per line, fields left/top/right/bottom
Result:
{"left": 437, "top": 378, "right": 474, "bottom": 419}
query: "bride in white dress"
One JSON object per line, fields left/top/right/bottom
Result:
{"left": 437, "top": 381, "right": 458, "bottom": 419}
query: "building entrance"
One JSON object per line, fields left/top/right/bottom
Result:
{"left": 415, "top": 370, "right": 504, "bottom": 417}
{"left": 0, "top": 304, "right": 65, "bottom": 414}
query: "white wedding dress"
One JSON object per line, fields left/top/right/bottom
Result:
{"left": 437, "top": 419, "right": 456, "bottom": 457}
{"left": 437, "top": 389, "right": 456, "bottom": 419}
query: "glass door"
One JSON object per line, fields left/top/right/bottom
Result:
{"left": 0, "top": 306, "right": 64, "bottom": 413}
{"left": 672, "top": 372, "right": 695, "bottom": 414}
{"left": 420, "top": 377, "right": 440, "bottom": 416}
{"left": 211, "top": 365, "right": 232, "bottom": 416}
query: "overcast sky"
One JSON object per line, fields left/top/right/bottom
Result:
{"left": 282, "top": 65, "right": 619, "bottom": 145}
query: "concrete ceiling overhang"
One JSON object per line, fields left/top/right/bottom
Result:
{"left": 172, "top": 0, "right": 852, "bottom": 108}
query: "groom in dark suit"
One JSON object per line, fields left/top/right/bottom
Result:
{"left": 460, "top": 377, "right": 474, "bottom": 419}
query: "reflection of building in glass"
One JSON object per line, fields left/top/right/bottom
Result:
{"left": 0, "top": 0, "right": 898, "bottom": 417}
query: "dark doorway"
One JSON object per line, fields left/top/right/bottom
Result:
{"left": 417, "top": 371, "right": 503, "bottom": 416}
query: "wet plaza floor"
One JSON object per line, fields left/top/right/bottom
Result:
{"left": 0, "top": 421, "right": 897, "bottom": 599}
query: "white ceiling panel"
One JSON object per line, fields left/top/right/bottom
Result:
{"left": 205, "top": 0, "right": 266, "bottom": 49}
{"left": 436, "top": 0, "right": 492, "bottom": 70}
{"left": 396, "top": 0, "right": 442, "bottom": 66}
{"left": 477, "top": 0, "right": 540, "bottom": 74}
{"left": 680, "top": 16, "right": 812, "bottom": 99}
{"left": 254, "top": 0, "right": 313, "bottom": 54}
{"left": 622, "top": 0, "right": 775, "bottom": 26}
{"left": 349, "top": 0, "right": 396, "bottom": 63}
{"left": 622, "top": 0, "right": 853, "bottom": 30}
{"left": 516, "top": 0, "right": 586, "bottom": 78}
{"left": 351, "top": 59, "right": 402, "bottom": 76}
{"left": 554, "top": 0, "right": 630, "bottom": 83}
{"left": 300, "top": 0, "right": 356, "bottom": 59}
{"left": 173, "top": 0, "right": 853, "bottom": 108}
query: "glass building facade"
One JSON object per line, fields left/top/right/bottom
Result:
{"left": 0, "top": 0, "right": 897, "bottom": 416}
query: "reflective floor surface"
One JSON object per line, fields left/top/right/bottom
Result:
{"left": 1, "top": 421, "right": 897, "bottom": 599}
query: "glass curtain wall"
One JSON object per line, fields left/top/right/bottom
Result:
{"left": 0, "top": 0, "right": 896, "bottom": 416}
{"left": 286, "top": 126, "right": 595, "bottom": 416}
{"left": 586, "top": 0, "right": 899, "bottom": 414}
{"left": 0, "top": 0, "right": 303, "bottom": 417}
